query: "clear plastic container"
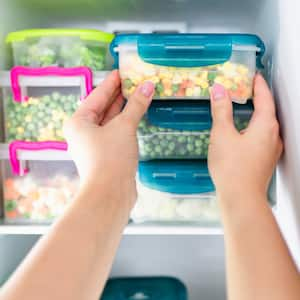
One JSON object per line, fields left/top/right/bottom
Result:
{"left": 101, "top": 277, "right": 188, "bottom": 300}
{"left": 2, "top": 67, "right": 93, "bottom": 142}
{"left": 138, "top": 101, "right": 253, "bottom": 160}
{"left": 111, "top": 33, "right": 265, "bottom": 104}
{"left": 2, "top": 159, "right": 78, "bottom": 223}
{"left": 6, "top": 29, "right": 114, "bottom": 70}
{"left": 132, "top": 160, "right": 219, "bottom": 224}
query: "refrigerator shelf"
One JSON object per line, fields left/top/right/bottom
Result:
{"left": 0, "top": 221, "right": 223, "bottom": 235}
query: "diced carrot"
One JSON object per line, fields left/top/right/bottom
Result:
{"left": 4, "top": 179, "right": 20, "bottom": 199}
{"left": 176, "top": 89, "right": 186, "bottom": 97}
{"left": 6, "top": 210, "right": 18, "bottom": 219}
{"left": 180, "top": 80, "right": 189, "bottom": 89}
{"left": 27, "top": 191, "right": 40, "bottom": 201}
{"left": 186, "top": 80, "right": 194, "bottom": 88}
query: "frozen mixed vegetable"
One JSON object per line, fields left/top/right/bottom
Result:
{"left": 137, "top": 116, "right": 249, "bottom": 160}
{"left": 5, "top": 93, "right": 80, "bottom": 142}
{"left": 4, "top": 175, "right": 79, "bottom": 222}
{"left": 120, "top": 53, "right": 253, "bottom": 102}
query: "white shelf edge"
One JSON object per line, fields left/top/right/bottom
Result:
{"left": 0, "top": 223, "right": 223, "bottom": 235}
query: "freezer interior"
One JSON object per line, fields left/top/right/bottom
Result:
{"left": 1, "top": 0, "right": 300, "bottom": 299}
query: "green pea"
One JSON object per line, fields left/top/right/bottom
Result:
{"left": 5, "top": 200, "right": 17, "bottom": 211}
{"left": 195, "top": 139, "right": 203, "bottom": 147}
{"left": 172, "top": 84, "right": 180, "bottom": 93}
{"left": 168, "top": 142, "right": 176, "bottom": 151}
{"left": 178, "top": 136, "right": 186, "bottom": 143}
{"left": 155, "top": 83, "right": 164, "bottom": 94}
{"left": 123, "top": 79, "right": 133, "bottom": 89}
{"left": 187, "top": 144, "right": 194, "bottom": 152}
{"left": 208, "top": 72, "right": 217, "bottom": 82}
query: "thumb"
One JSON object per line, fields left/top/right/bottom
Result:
{"left": 210, "top": 83, "right": 236, "bottom": 133}
{"left": 121, "top": 81, "right": 155, "bottom": 129}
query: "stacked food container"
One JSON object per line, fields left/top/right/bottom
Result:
{"left": 111, "top": 33, "right": 265, "bottom": 224}
{"left": 101, "top": 276, "right": 188, "bottom": 300}
{"left": 1, "top": 28, "right": 114, "bottom": 222}
{"left": 0, "top": 30, "right": 265, "bottom": 225}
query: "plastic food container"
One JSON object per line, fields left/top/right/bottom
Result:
{"left": 138, "top": 100, "right": 253, "bottom": 160}
{"left": 2, "top": 142, "right": 78, "bottom": 223}
{"left": 2, "top": 66, "right": 93, "bottom": 142}
{"left": 132, "top": 160, "right": 219, "bottom": 224}
{"left": 101, "top": 277, "right": 187, "bottom": 300}
{"left": 111, "top": 33, "right": 265, "bottom": 104}
{"left": 6, "top": 28, "right": 114, "bottom": 70}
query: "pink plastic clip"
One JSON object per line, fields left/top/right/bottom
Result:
{"left": 10, "top": 66, "right": 93, "bottom": 102}
{"left": 9, "top": 141, "right": 68, "bottom": 175}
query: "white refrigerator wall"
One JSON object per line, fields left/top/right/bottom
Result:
{"left": 1, "top": 0, "right": 300, "bottom": 298}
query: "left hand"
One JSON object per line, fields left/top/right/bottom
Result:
{"left": 64, "top": 70, "right": 154, "bottom": 208}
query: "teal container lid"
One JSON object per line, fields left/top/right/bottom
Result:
{"left": 110, "top": 33, "right": 265, "bottom": 68}
{"left": 101, "top": 277, "right": 188, "bottom": 300}
{"left": 138, "top": 160, "right": 215, "bottom": 194}
{"left": 146, "top": 100, "right": 253, "bottom": 131}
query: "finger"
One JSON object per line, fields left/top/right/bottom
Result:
{"left": 252, "top": 73, "right": 276, "bottom": 118}
{"left": 102, "top": 93, "right": 125, "bottom": 125}
{"left": 74, "top": 70, "right": 121, "bottom": 124}
{"left": 210, "top": 83, "right": 237, "bottom": 134}
{"left": 121, "top": 81, "right": 155, "bottom": 129}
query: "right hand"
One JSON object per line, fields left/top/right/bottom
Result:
{"left": 208, "top": 73, "right": 283, "bottom": 200}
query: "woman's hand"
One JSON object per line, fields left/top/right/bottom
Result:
{"left": 64, "top": 70, "right": 154, "bottom": 208}
{"left": 208, "top": 73, "right": 283, "bottom": 200}
{"left": 208, "top": 75, "right": 300, "bottom": 300}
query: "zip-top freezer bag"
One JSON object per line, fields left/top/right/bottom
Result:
{"left": 6, "top": 28, "right": 114, "bottom": 71}
{"left": 133, "top": 160, "right": 219, "bottom": 224}
{"left": 138, "top": 100, "right": 253, "bottom": 160}
{"left": 111, "top": 33, "right": 265, "bottom": 104}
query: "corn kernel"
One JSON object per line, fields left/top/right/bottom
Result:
{"left": 237, "top": 65, "right": 249, "bottom": 75}
{"left": 24, "top": 115, "right": 32, "bottom": 123}
{"left": 234, "top": 76, "right": 243, "bottom": 84}
{"left": 28, "top": 98, "right": 34, "bottom": 105}
{"left": 128, "top": 86, "right": 136, "bottom": 95}
{"left": 194, "top": 77, "right": 203, "bottom": 86}
{"left": 185, "top": 88, "right": 194, "bottom": 97}
{"left": 56, "top": 130, "right": 63, "bottom": 137}
{"left": 223, "top": 61, "right": 233, "bottom": 70}
{"left": 164, "top": 89, "right": 173, "bottom": 97}
{"left": 215, "top": 76, "right": 225, "bottom": 84}
{"left": 17, "top": 127, "right": 24, "bottom": 134}
{"left": 131, "top": 75, "right": 143, "bottom": 85}
{"left": 223, "top": 79, "right": 232, "bottom": 89}
{"left": 200, "top": 81, "right": 209, "bottom": 89}
{"left": 201, "top": 71, "right": 208, "bottom": 80}
{"left": 148, "top": 76, "right": 160, "bottom": 84}
{"left": 172, "top": 74, "right": 183, "bottom": 84}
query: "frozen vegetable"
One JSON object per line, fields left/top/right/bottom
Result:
{"left": 137, "top": 116, "right": 249, "bottom": 160}
{"left": 5, "top": 93, "right": 80, "bottom": 142}
{"left": 120, "top": 53, "right": 253, "bottom": 102}
{"left": 132, "top": 181, "right": 219, "bottom": 223}
{"left": 4, "top": 175, "right": 79, "bottom": 222}
{"left": 15, "top": 41, "right": 108, "bottom": 70}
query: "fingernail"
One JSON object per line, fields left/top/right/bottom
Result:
{"left": 212, "top": 83, "right": 226, "bottom": 100}
{"left": 139, "top": 81, "right": 155, "bottom": 97}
